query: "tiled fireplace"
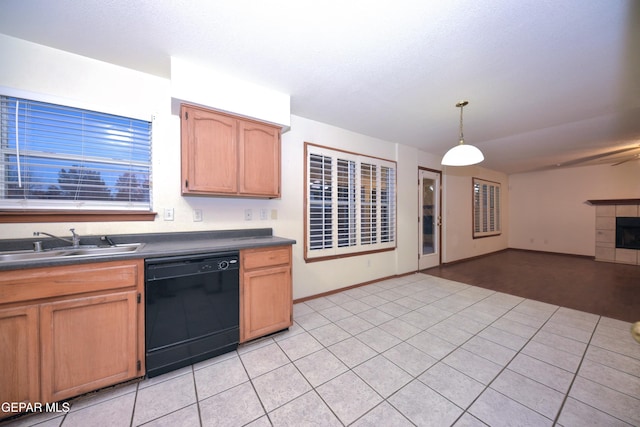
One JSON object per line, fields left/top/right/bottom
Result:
{"left": 591, "top": 199, "right": 640, "bottom": 265}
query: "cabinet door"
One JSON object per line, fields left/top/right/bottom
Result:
{"left": 241, "top": 265, "right": 292, "bottom": 342}
{"left": 40, "top": 291, "right": 139, "bottom": 403}
{"left": 181, "top": 105, "right": 238, "bottom": 194}
{"left": 0, "top": 305, "right": 39, "bottom": 416}
{"left": 238, "top": 120, "right": 281, "bottom": 197}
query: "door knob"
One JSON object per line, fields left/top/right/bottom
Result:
{"left": 632, "top": 321, "right": 640, "bottom": 344}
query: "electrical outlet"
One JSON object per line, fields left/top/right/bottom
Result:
{"left": 164, "top": 208, "right": 174, "bottom": 221}
{"left": 244, "top": 209, "right": 253, "bottom": 221}
{"left": 271, "top": 209, "right": 278, "bottom": 220}
{"left": 260, "top": 208, "right": 268, "bottom": 220}
{"left": 193, "top": 209, "right": 203, "bottom": 222}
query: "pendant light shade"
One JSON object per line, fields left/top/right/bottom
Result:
{"left": 441, "top": 143, "right": 484, "bottom": 166}
{"left": 441, "top": 100, "right": 484, "bottom": 166}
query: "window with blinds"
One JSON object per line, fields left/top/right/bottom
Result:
{"left": 473, "top": 177, "right": 501, "bottom": 238}
{"left": 306, "top": 143, "right": 396, "bottom": 260}
{"left": 0, "top": 96, "right": 152, "bottom": 211}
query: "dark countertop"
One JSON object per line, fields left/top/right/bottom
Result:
{"left": 0, "top": 228, "right": 296, "bottom": 271}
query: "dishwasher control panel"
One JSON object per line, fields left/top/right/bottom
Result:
{"left": 145, "top": 251, "right": 239, "bottom": 281}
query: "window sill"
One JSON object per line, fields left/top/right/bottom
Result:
{"left": 0, "top": 210, "right": 157, "bottom": 223}
{"left": 304, "top": 246, "right": 395, "bottom": 263}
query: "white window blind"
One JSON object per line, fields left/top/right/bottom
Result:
{"left": 0, "top": 96, "right": 152, "bottom": 210}
{"left": 473, "top": 178, "right": 501, "bottom": 237}
{"left": 306, "top": 143, "right": 396, "bottom": 260}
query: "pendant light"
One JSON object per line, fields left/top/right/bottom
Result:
{"left": 441, "top": 100, "right": 484, "bottom": 166}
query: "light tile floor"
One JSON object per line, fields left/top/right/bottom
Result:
{"left": 3, "top": 273, "right": 639, "bottom": 426}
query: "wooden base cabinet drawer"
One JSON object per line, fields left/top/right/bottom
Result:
{"left": 0, "top": 260, "right": 141, "bottom": 305}
{"left": 242, "top": 246, "right": 291, "bottom": 270}
{"left": 240, "top": 246, "right": 292, "bottom": 343}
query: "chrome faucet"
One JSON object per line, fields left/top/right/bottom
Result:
{"left": 33, "top": 228, "right": 81, "bottom": 248}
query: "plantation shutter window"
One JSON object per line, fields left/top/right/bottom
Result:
{"left": 380, "top": 165, "right": 395, "bottom": 243}
{"left": 0, "top": 95, "right": 152, "bottom": 211}
{"left": 305, "top": 143, "right": 396, "bottom": 260}
{"left": 473, "top": 177, "right": 501, "bottom": 238}
{"left": 308, "top": 153, "right": 333, "bottom": 250}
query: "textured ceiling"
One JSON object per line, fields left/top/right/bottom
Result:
{"left": 1, "top": 0, "right": 639, "bottom": 174}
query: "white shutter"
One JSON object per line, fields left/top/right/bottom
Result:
{"left": 381, "top": 165, "right": 395, "bottom": 243}
{"left": 337, "top": 158, "right": 356, "bottom": 248}
{"left": 308, "top": 153, "right": 333, "bottom": 250}
{"left": 306, "top": 143, "right": 396, "bottom": 260}
{"left": 473, "top": 178, "right": 502, "bottom": 238}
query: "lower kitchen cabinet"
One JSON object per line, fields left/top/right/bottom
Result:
{"left": 40, "top": 291, "right": 139, "bottom": 403}
{"left": 240, "top": 246, "right": 292, "bottom": 342}
{"left": 0, "top": 259, "right": 144, "bottom": 419}
{"left": 0, "top": 305, "right": 40, "bottom": 409}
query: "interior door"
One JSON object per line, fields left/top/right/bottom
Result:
{"left": 418, "top": 169, "right": 441, "bottom": 270}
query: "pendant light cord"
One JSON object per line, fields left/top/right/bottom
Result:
{"left": 459, "top": 103, "right": 464, "bottom": 144}
{"left": 456, "top": 100, "right": 468, "bottom": 144}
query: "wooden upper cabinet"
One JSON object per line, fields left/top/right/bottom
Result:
{"left": 239, "top": 120, "right": 281, "bottom": 196}
{"left": 181, "top": 104, "right": 281, "bottom": 198}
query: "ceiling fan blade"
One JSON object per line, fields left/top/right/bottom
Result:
{"left": 559, "top": 145, "right": 640, "bottom": 167}
{"left": 611, "top": 154, "right": 640, "bottom": 166}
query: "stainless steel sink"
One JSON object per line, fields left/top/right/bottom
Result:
{"left": 0, "top": 243, "right": 144, "bottom": 263}
{"left": 0, "top": 249, "right": 68, "bottom": 262}
{"left": 62, "top": 243, "right": 143, "bottom": 256}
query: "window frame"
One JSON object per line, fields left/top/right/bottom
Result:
{"left": 304, "top": 142, "right": 397, "bottom": 262}
{"left": 0, "top": 92, "right": 156, "bottom": 223}
{"left": 472, "top": 177, "right": 502, "bottom": 238}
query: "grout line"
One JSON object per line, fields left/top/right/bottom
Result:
{"left": 128, "top": 382, "right": 139, "bottom": 427}
{"left": 551, "top": 314, "right": 600, "bottom": 426}
{"left": 190, "top": 366, "right": 204, "bottom": 427}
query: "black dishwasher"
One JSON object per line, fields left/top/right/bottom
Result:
{"left": 145, "top": 251, "right": 239, "bottom": 378}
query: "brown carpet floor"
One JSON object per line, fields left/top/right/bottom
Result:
{"left": 423, "top": 249, "right": 640, "bottom": 323}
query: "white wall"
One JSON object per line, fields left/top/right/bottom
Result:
{"left": 0, "top": 34, "right": 511, "bottom": 300}
{"left": 509, "top": 162, "right": 640, "bottom": 256}
{"left": 281, "top": 116, "right": 418, "bottom": 298}
{"left": 170, "top": 57, "right": 290, "bottom": 128}
{"left": 441, "top": 166, "right": 509, "bottom": 262}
